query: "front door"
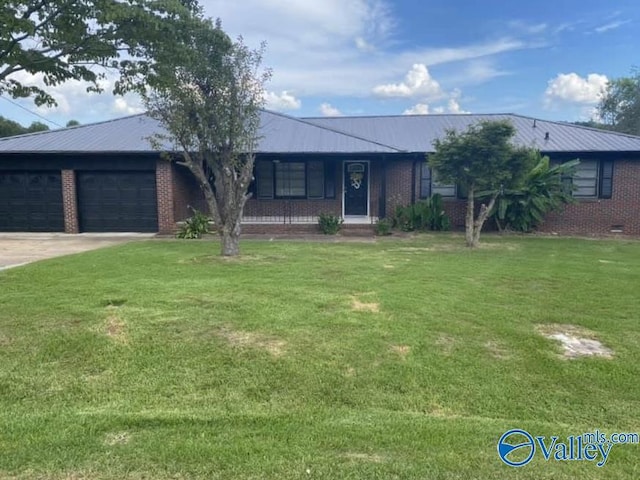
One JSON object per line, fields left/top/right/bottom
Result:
{"left": 344, "top": 162, "right": 368, "bottom": 216}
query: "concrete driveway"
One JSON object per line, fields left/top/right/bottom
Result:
{"left": 0, "top": 233, "right": 155, "bottom": 270}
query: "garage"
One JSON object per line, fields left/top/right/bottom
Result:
{"left": 0, "top": 171, "right": 64, "bottom": 232}
{"left": 77, "top": 171, "right": 158, "bottom": 232}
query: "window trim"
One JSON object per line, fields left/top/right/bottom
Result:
{"left": 254, "top": 159, "right": 335, "bottom": 200}
{"left": 419, "top": 163, "right": 456, "bottom": 199}
{"left": 567, "top": 159, "right": 614, "bottom": 200}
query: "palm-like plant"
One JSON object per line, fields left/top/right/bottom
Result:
{"left": 492, "top": 154, "right": 579, "bottom": 232}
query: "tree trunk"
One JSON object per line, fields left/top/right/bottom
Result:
{"left": 471, "top": 193, "right": 498, "bottom": 247}
{"left": 220, "top": 220, "right": 241, "bottom": 256}
{"left": 465, "top": 186, "right": 476, "bottom": 247}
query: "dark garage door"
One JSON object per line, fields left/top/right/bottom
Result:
{"left": 0, "top": 171, "right": 64, "bottom": 232}
{"left": 77, "top": 171, "right": 158, "bottom": 232}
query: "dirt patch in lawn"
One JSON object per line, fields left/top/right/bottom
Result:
{"left": 485, "top": 340, "right": 511, "bottom": 359}
{"left": 104, "top": 431, "right": 131, "bottom": 446}
{"left": 435, "top": 334, "right": 456, "bottom": 355}
{"left": 342, "top": 452, "right": 386, "bottom": 463}
{"left": 536, "top": 324, "right": 614, "bottom": 359}
{"left": 350, "top": 295, "right": 380, "bottom": 313}
{"left": 390, "top": 344, "right": 411, "bottom": 360}
{"left": 218, "top": 327, "right": 286, "bottom": 357}
{"left": 105, "top": 313, "right": 127, "bottom": 344}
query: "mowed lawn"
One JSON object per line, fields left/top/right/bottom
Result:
{"left": 0, "top": 235, "right": 639, "bottom": 479}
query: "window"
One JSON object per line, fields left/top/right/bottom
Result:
{"left": 420, "top": 163, "right": 456, "bottom": 198}
{"left": 573, "top": 160, "right": 598, "bottom": 197}
{"left": 275, "top": 162, "right": 305, "bottom": 197}
{"left": 571, "top": 159, "right": 614, "bottom": 199}
{"left": 253, "top": 160, "right": 335, "bottom": 199}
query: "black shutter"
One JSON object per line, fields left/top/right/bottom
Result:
{"left": 256, "top": 160, "right": 274, "bottom": 199}
{"left": 599, "top": 160, "right": 613, "bottom": 199}
{"left": 420, "top": 163, "right": 431, "bottom": 198}
{"left": 307, "top": 161, "right": 325, "bottom": 199}
{"left": 324, "top": 162, "right": 336, "bottom": 199}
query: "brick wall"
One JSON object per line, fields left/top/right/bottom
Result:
{"left": 168, "top": 156, "right": 640, "bottom": 236}
{"left": 156, "top": 160, "right": 175, "bottom": 234}
{"left": 172, "top": 164, "right": 208, "bottom": 221}
{"left": 539, "top": 159, "right": 640, "bottom": 235}
{"left": 385, "top": 159, "right": 414, "bottom": 214}
{"left": 61, "top": 169, "right": 79, "bottom": 233}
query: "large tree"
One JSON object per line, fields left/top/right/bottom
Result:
{"left": 598, "top": 70, "right": 640, "bottom": 136}
{"left": 0, "top": 115, "right": 48, "bottom": 137}
{"left": 429, "top": 120, "right": 533, "bottom": 248}
{"left": 144, "top": 19, "right": 270, "bottom": 257}
{"left": 0, "top": 0, "right": 200, "bottom": 106}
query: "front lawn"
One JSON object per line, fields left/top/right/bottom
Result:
{"left": 0, "top": 235, "right": 639, "bottom": 479}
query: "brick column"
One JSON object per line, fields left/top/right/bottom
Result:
{"left": 156, "top": 160, "right": 175, "bottom": 234}
{"left": 61, "top": 169, "right": 79, "bottom": 233}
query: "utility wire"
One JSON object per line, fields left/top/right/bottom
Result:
{"left": 0, "top": 95, "right": 64, "bottom": 128}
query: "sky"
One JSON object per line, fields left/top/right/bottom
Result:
{"left": 2, "top": 0, "right": 638, "bottom": 129}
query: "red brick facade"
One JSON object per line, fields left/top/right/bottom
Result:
{"left": 170, "top": 157, "right": 640, "bottom": 236}
{"left": 61, "top": 169, "right": 79, "bottom": 234}
{"left": 156, "top": 160, "right": 176, "bottom": 235}
{"left": 538, "top": 159, "right": 640, "bottom": 236}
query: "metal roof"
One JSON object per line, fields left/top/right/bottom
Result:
{"left": 0, "top": 110, "right": 401, "bottom": 154}
{"left": 1, "top": 110, "right": 640, "bottom": 155}
{"left": 304, "top": 114, "right": 640, "bottom": 153}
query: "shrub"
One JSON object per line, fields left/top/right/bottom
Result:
{"left": 375, "top": 218, "right": 392, "bottom": 236}
{"left": 176, "top": 208, "right": 212, "bottom": 239}
{"left": 490, "top": 156, "right": 578, "bottom": 232}
{"left": 318, "top": 213, "right": 343, "bottom": 235}
{"left": 392, "top": 195, "right": 450, "bottom": 232}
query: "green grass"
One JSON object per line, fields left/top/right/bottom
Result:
{"left": 1, "top": 234, "right": 639, "bottom": 479}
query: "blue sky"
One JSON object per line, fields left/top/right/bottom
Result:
{"left": 3, "top": 0, "right": 638, "bottom": 128}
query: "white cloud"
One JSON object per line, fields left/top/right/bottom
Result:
{"left": 200, "top": 1, "right": 530, "bottom": 99}
{"left": 403, "top": 103, "right": 429, "bottom": 115}
{"left": 372, "top": 64, "right": 443, "bottom": 99}
{"left": 112, "top": 97, "right": 144, "bottom": 115}
{"left": 319, "top": 103, "right": 342, "bottom": 116}
{"left": 544, "top": 73, "right": 608, "bottom": 106}
{"left": 403, "top": 89, "right": 469, "bottom": 115}
{"left": 594, "top": 20, "right": 630, "bottom": 34}
{"left": 263, "top": 90, "right": 301, "bottom": 111}
{"left": 508, "top": 20, "right": 548, "bottom": 35}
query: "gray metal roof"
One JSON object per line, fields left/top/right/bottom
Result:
{"left": 0, "top": 110, "right": 401, "bottom": 154}
{"left": 1, "top": 110, "right": 639, "bottom": 155}
{"left": 305, "top": 114, "right": 640, "bottom": 153}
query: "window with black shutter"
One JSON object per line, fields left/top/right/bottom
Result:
{"left": 420, "top": 163, "right": 431, "bottom": 198}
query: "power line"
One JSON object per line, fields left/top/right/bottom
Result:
{"left": 0, "top": 95, "right": 64, "bottom": 128}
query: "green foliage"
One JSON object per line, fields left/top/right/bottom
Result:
{"left": 144, "top": 17, "right": 270, "bottom": 256}
{"left": 490, "top": 155, "right": 579, "bottom": 232}
{"left": 66, "top": 120, "right": 80, "bottom": 127}
{"left": 0, "top": 0, "right": 201, "bottom": 106}
{"left": 428, "top": 120, "right": 536, "bottom": 247}
{"left": 598, "top": 69, "right": 640, "bottom": 136}
{"left": 374, "top": 218, "right": 393, "bottom": 236}
{"left": 176, "top": 208, "right": 212, "bottom": 239}
{"left": 429, "top": 120, "right": 533, "bottom": 192}
{"left": 392, "top": 195, "right": 451, "bottom": 232}
{"left": 318, "top": 213, "right": 343, "bottom": 235}
{"left": 0, "top": 116, "right": 49, "bottom": 138}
